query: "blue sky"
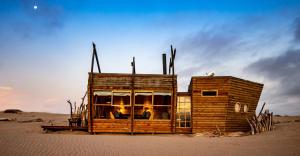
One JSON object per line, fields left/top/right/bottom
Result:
{"left": 0, "top": 0, "right": 300, "bottom": 115}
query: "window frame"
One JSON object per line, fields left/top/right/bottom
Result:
{"left": 134, "top": 91, "right": 154, "bottom": 106}
{"left": 92, "top": 90, "right": 132, "bottom": 120}
{"left": 176, "top": 96, "right": 191, "bottom": 128}
{"left": 201, "top": 90, "right": 218, "bottom": 97}
{"left": 153, "top": 92, "right": 172, "bottom": 106}
{"left": 133, "top": 91, "right": 172, "bottom": 121}
{"left": 93, "top": 90, "right": 112, "bottom": 106}
{"left": 152, "top": 92, "right": 172, "bottom": 120}
{"left": 111, "top": 90, "right": 132, "bottom": 107}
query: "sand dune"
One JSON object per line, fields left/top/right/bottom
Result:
{"left": 0, "top": 112, "right": 299, "bottom": 156}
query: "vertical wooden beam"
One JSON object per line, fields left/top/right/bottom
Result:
{"left": 162, "top": 53, "right": 167, "bottom": 75}
{"left": 172, "top": 74, "right": 176, "bottom": 133}
{"left": 190, "top": 80, "right": 194, "bottom": 133}
{"left": 172, "top": 48, "right": 176, "bottom": 74}
{"left": 170, "top": 45, "right": 176, "bottom": 133}
{"left": 89, "top": 43, "right": 95, "bottom": 134}
{"left": 92, "top": 42, "right": 101, "bottom": 73}
{"left": 131, "top": 57, "right": 136, "bottom": 74}
{"left": 131, "top": 57, "right": 135, "bottom": 135}
{"left": 169, "top": 57, "right": 172, "bottom": 75}
{"left": 88, "top": 42, "right": 102, "bottom": 134}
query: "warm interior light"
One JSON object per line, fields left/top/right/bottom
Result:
{"left": 143, "top": 99, "right": 153, "bottom": 120}
{"left": 119, "top": 97, "right": 125, "bottom": 114}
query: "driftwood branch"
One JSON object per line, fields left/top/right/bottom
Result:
{"left": 258, "top": 102, "right": 266, "bottom": 118}
{"left": 247, "top": 102, "right": 273, "bottom": 135}
{"left": 67, "top": 100, "right": 73, "bottom": 119}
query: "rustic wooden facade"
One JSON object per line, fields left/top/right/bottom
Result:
{"left": 85, "top": 43, "right": 264, "bottom": 134}
{"left": 189, "top": 76, "right": 263, "bottom": 133}
{"left": 88, "top": 74, "right": 263, "bottom": 134}
{"left": 88, "top": 73, "right": 177, "bottom": 133}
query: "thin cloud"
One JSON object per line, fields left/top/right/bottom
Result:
{"left": 44, "top": 98, "right": 59, "bottom": 103}
{"left": 294, "top": 17, "right": 300, "bottom": 42}
{"left": 174, "top": 15, "right": 300, "bottom": 114}
{"left": 178, "top": 28, "right": 240, "bottom": 61}
{"left": 174, "top": 25, "right": 243, "bottom": 79}
{"left": 0, "top": 86, "right": 13, "bottom": 91}
{"left": 246, "top": 49, "right": 300, "bottom": 97}
{"left": 246, "top": 17, "right": 300, "bottom": 98}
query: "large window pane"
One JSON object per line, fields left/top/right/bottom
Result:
{"left": 153, "top": 106, "right": 171, "bottom": 120}
{"left": 94, "top": 105, "right": 112, "bottom": 119}
{"left": 112, "top": 92, "right": 131, "bottom": 119}
{"left": 134, "top": 106, "right": 153, "bottom": 120}
{"left": 113, "top": 92, "right": 130, "bottom": 106}
{"left": 94, "top": 91, "right": 112, "bottom": 104}
{"left": 153, "top": 93, "right": 171, "bottom": 106}
{"left": 134, "top": 92, "right": 153, "bottom": 120}
{"left": 111, "top": 106, "right": 131, "bottom": 119}
{"left": 135, "top": 92, "right": 152, "bottom": 105}
{"left": 95, "top": 95, "right": 111, "bottom": 104}
{"left": 93, "top": 91, "right": 131, "bottom": 120}
{"left": 94, "top": 105, "right": 132, "bottom": 119}
{"left": 153, "top": 92, "right": 171, "bottom": 120}
{"left": 176, "top": 96, "right": 191, "bottom": 127}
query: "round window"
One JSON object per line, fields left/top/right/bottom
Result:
{"left": 234, "top": 102, "right": 241, "bottom": 113}
{"left": 244, "top": 104, "right": 249, "bottom": 113}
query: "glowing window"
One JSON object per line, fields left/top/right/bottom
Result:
{"left": 135, "top": 92, "right": 152, "bottom": 106}
{"left": 176, "top": 96, "right": 191, "bottom": 128}
{"left": 112, "top": 92, "right": 131, "bottom": 106}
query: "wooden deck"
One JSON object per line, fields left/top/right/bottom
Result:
{"left": 41, "top": 126, "right": 88, "bottom": 132}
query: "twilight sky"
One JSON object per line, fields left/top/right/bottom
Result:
{"left": 0, "top": 0, "right": 300, "bottom": 115}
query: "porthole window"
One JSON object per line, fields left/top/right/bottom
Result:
{"left": 234, "top": 102, "right": 241, "bottom": 113}
{"left": 243, "top": 104, "right": 249, "bottom": 113}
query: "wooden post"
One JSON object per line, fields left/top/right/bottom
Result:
{"left": 169, "top": 57, "right": 172, "bottom": 75}
{"left": 258, "top": 102, "right": 266, "bottom": 118}
{"left": 131, "top": 57, "right": 135, "bottom": 135}
{"left": 88, "top": 42, "right": 102, "bottom": 134}
{"left": 89, "top": 43, "right": 95, "bottom": 134}
{"left": 92, "top": 43, "right": 101, "bottom": 73}
{"left": 162, "top": 53, "right": 167, "bottom": 74}
{"left": 170, "top": 45, "right": 176, "bottom": 133}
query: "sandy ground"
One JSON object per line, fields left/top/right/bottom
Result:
{"left": 0, "top": 112, "right": 300, "bottom": 156}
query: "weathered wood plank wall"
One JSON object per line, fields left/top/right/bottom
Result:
{"left": 88, "top": 73, "right": 262, "bottom": 133}
{"left": 190, "top": 76, "right": 263, "bottom": 133}
{"left": 88, "top": 73, "right": 177, "bottom": 133}
{"left": 226, "top": 77, "right": 263, "bottom": 132}
{"left": 190, "top": 77, "right": 230, "bottom": 133}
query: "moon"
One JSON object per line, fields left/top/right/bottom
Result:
{"left": 33, "top": 5, "right": 38, "bottom": 10}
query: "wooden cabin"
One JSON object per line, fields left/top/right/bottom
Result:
{"left": 88, "top": 73, "right": 177, "bottom": 133}
{"left": 189, "top": 76, "right": 263, "bottom": 133}
{"left": 86, "top": 43, "right": 263, "bottom": 134}
{"left": 87, "top": 73, "right": 263, "bottom": 134}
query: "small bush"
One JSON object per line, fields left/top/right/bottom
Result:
{"left": 4, "top": 109, "right": 22, "bottom": 113}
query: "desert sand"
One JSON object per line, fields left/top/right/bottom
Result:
{"left": 0, "top": 112, "right": 299, "bottom": 156}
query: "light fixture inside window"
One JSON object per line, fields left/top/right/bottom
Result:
{"left": 235, "top": 102, "right": 241, "bottom": 113}
{"left": 244, "top": 104, "right": 249, "bottom": 113}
